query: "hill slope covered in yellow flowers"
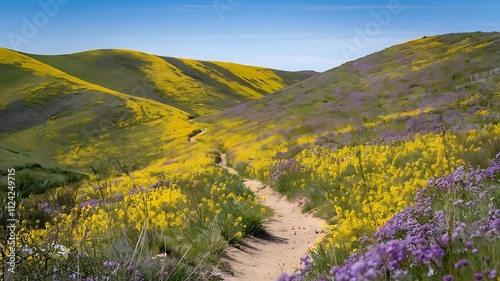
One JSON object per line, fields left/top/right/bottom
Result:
{"left": 0, "top": 47, "right": 314, "bottom": 172}
{"left": 29, "top": 49, "right": 316, "bottom": 116}
{"left": 0, "top": 32, "right": 499, "bottom": 280}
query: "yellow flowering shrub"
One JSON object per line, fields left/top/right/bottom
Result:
{"left": 218, "top": 122, "right": 499, "bottom": 252}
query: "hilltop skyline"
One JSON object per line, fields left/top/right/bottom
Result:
{"left": 1, "top": 0, "right": 499, "bottom": 71}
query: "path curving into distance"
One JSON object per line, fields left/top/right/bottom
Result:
{"left": 189, "top": 128, "right": 207, "bottom": 143}
{"left": 215, "top": 153, "right": 325, "bottom": 281}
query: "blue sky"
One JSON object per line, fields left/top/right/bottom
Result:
{"left": 1, "top": 0, "right": 499, "bottom": 71}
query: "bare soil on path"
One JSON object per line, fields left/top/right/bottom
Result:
{"left": 189, "top": 128, "right": 207, "bottom": 143}
{"left": 215, "top": 154, "right": 325, "bottom": 281}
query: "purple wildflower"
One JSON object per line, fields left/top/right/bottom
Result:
{"left": 271, "top": 158, "right": 302, "bottom": 180}
{"left": 79, "top": 199, "right": 100, "bottom": 209}
{"left": 279, "top": 153, "right": 500, "bottom": 281}
{"left": 300, "top": 255, "right": 312, "bottom": 271}
{"left": 466, "top": 200, "right": 475, "bottom": 207}
{"left": 330, "top": 265, "right": 340, "bottom": 276}
{"left": 443, "top": 275, "right": 453, "bottom": 281}
{"left": 440, "top": 233, "right": 450, "bottom": 246}
{"left": 103, "top": 261, "right": 117, "bottom": 267}
{"left": 465, "top": 241, "right": 474, "bottom": 248}
{"left": 277, "top": 272, "right": 289, "bottom": 281}
{"left": 315, "top": 275, "right": 329, "bottom": 281}
{"left": 454, "top": 259, "right": 469, "bottom": 268}
{"left": 351, "top": 260, "right": 365, "bottom": 274}
{"left": 336, "top": 272, "right": 350, "bottom": 281}
{"left": 490, "top": 218, "right": 500, "bottom": 232}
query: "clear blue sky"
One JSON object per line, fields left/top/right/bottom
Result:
{"left": 1, "top": 0, "right": 499, "bottom": 71}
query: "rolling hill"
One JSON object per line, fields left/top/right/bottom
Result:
{"left": 1, "top": 32, "right": 499, "bottom": 281}
{"left": 201, "top": 32, "right": 500, "bottom": 150}
{"left": 0, "top": 48, "right": 201, "bottom": 174}
{"left": 0, "top": 48, "right": 313, "bottom": 173}
{"left": 28, "top": 49, "right": 316, "bottom": 116}
{"left": 193, "top": 32, "right": 500, "bottom": 279}
{"left": 194, "top": 31, "right": 500, "bottom": 223}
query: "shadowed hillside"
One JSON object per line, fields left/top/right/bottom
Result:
{"left": 0, "top": 48, "right": 314, "bottom": 171}
{"left": 0, "top": 48, "right": 198, "bottom": 172}
{"left": 29, "top": 50, "right": 316, "bottom": 116}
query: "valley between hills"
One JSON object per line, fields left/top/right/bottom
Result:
{"left": 0, "top": 32, "right": 499, "bottom": 280}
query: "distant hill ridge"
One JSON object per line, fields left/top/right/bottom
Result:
{"left": 1, "top": 32, "right": 499, "bottom": 172}
{"left": 26, "top": 49, "right": 316, "bottom": 116}
{"left": 202, "top": 32, "right": 500, "bottom": 139}
{"left": 0, "top": 47, "right": 314, "bottom": 170}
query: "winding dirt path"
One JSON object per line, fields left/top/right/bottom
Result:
{"left": 215, "top": 154, "right": 325, "bottom": 281}
{"left": 189, "top": 128, "right": 207, "bottom": 143}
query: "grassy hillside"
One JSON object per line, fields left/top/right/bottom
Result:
{"left": 0, "top": 48, "right": 198, "bottom": 174}
{"left": 29, "top": 50, "right": 315, "bottom": 116}
{"left": 195, "top": 32, "right": 500, "bottom": 279}
{"left": 200, "top": 32, "right": 500, "bottom": 176}
{"left": 1, "top": 32, "right": 499, "bottom": 280}
{"left": 203, "top": 32, "right": 499, "bottom": 136}
{"left": 0, "top": 46, "right": 314, "bottom": 201}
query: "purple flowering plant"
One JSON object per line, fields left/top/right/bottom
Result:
{"left": 280, "top": 153, "right": 500, "bottom": 281}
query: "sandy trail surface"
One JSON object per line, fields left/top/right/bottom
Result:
{"left": 189, "top": 128, "right": 207, "bottom": 143}
{"left": 216, "top": 154, "right": 325, "bottom": 281}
